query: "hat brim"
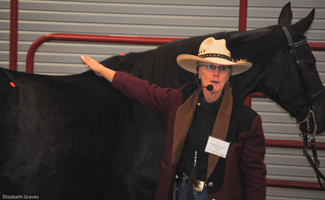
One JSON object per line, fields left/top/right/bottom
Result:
{"left": 177, "top": 54, "right": 252, "bottom": 75}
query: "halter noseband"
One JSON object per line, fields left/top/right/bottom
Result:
{"left": 278, "top": 26, "right": 325, "bottom": 135}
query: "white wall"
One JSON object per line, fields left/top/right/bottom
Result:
{"left": 0, "top": 0, "right": 324, "bottom": 199}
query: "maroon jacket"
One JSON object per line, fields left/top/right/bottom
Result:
{"left": 112, "top": 71, "right": 266, "bottom": 200}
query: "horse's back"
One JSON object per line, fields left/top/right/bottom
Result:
{"left": 0, "top": 68, "right": 165, "bottom": 199}
{"left": 0, "top": 69, "right": 116, "bottom": 198}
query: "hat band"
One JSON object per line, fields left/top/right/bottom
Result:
{"left": 199, "top": 53, "right": 234, "bottom": 62}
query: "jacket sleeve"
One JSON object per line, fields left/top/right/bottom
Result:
{"left": 111, "top": 71, "right": 183, "bottom": 113}
{"left": 241, "top": 115, "right": 267, "bottom": 199}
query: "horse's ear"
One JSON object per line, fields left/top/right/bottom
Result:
{"left": 290, "top": 8, "right": 315, "bottom": 36}
{"left": 278, "top": 2, "right": 292, "bottom": 25}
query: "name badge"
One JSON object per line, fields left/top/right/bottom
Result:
{"left": 205, "top": 136, "right": 230, "bottom": 158}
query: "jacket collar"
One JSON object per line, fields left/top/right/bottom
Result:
{"left": 172, "top": 86, "right": 233, "bottom": 180}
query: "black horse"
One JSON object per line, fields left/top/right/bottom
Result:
{"left": 0, "top": 3, "right": 323, "bottom": 200}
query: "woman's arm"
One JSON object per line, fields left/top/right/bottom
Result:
{"left": 81, "top": 55, "right": 183, "bottom": 112}
{"left": 81, "top": 55, "right": 116, "bottom": 82}
{"left": 241, "top": 115, "right": 266, "bottom": 199}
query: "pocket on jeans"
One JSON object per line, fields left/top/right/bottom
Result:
{"left": 178, "top": 179, "right": 189, "bottom": 200}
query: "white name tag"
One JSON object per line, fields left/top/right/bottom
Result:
{"left": 205, "top": 136, "right": 230, "bottom": 158}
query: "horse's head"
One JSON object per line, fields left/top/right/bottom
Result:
{"left": 230, "top": 3, "right": 325, "bottom": 135}
{"left": 99, "top": 3, "right": 324, "bottom": 135}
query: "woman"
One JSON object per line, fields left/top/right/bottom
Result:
{"left": 81, "top": 37, "right": 266, "bottom": 200}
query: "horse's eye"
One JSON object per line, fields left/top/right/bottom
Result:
{"left": 307, "top": 60, "right": 316, "bottom": 68}
{"left": 309, "top": 63, "right": 316, "bottom": 68}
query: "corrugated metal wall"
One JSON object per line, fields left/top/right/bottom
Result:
{"left": 0, "top": 0, "right": 325, "bottom": 199}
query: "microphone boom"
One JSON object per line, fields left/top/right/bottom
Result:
{"left": 202, "top": 85, "right": 213, "bottom": 91}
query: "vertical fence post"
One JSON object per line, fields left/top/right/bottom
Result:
{"left": 10, "top": 0, "right": 18, "bottom": 71}
{"left": 239, "top": 0, "right": 248, "bottom": 31}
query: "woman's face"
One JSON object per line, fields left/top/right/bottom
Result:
{"left": 196, "top": 62, "right": 231, "bottom": 100}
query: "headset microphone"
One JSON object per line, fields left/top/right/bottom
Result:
{"left": 202, "top": 85, "right": 213, "bottom": 91}
{"left": 195, "top": 73, "right": 213, "bottom": 91}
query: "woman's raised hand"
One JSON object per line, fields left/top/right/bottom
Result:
{"left": 81, "top": 55, "right": 116, "bottom": 82}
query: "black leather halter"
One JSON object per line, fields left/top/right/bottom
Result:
{"left": 281, "top": 26, "right": 325, "bottom": 190}
{"left": 277, "top": 26, "right": 325, "bottom": 130}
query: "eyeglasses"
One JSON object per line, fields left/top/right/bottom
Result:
{"left": 198, "top": 64, "right": 231, "bottom": 73}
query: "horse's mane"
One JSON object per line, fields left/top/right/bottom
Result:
{"left": 99, "top": 25, "right": 285, "bottom": 95}
{"left": 100, "top": 32, "right": 229, "bottom": 89}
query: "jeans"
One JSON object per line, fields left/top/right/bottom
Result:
{"left": 178, "top": 173, "right": 208, "bottom": 200}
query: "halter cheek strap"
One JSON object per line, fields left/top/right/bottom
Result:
{"left": 282, "top": 27, "right": 312, "bottom": 103}
{"left": 281, "top": 26, "right": 325, "bottom": 190}
{"left": 281, "top": 26, "right": 325, "bottom": 124}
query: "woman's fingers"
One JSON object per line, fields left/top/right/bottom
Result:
{"left": 81, "top": 55, "right": 104, "bottom": 76}
{"left": 81, "top": 55, "right": 98, "bottom": 67}
{"left": 81, "top": 55, "right": 116, "bottom": 81}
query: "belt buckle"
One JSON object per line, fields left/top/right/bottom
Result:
{"left": 193, "top": 180, "right": 205, "bottom": 192}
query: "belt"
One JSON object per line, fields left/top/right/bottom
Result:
{"left": 185, "top": 179, "right": 207, "bottom": 192}
{"left": 182, "top": 173, "right": 207, "bottom": 192}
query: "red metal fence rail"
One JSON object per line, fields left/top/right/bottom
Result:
{"left": 25, "top": 34, "right": 182, "bottom": 73}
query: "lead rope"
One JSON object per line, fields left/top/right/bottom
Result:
{"left": 300, "top": 109, "right": 325, "bottom": 190}
{"left": 302, "top": 133, "right": 325, "bottom": 190}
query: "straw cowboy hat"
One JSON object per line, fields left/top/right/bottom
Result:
{"left": 177, "top": 37, "right": 252, "bottom": 75}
